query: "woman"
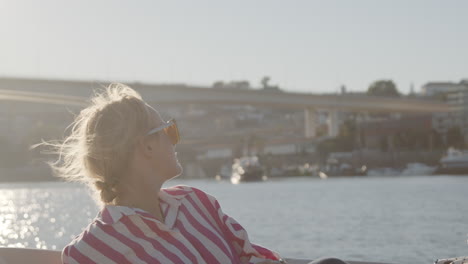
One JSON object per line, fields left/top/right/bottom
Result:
{"left": 46, "top": 83, "right": 285, "bottom": 264}
{"left": 47, "top": 83, "right": 348, "bottom": 264}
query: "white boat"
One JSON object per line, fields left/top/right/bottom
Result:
{"left": 435, "top": 147, "right": 468, "bottom": 175}
{"left": 400, "top": 163, "right": 436, "bottom": 176}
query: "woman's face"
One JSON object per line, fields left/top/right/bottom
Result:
{"left": 145, "top": 104, "right": 183, "bottom": 181}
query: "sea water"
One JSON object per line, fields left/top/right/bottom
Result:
{"left": 0, "top": 175, "right": 467, "bottom": 264}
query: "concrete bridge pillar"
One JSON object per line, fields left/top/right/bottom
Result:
{"left": 304, "top": 107, "right": 317, "bottom": 138}
{"left": 328, "top": 110, "right": 339, "bottom": 137}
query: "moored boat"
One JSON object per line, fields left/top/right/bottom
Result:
{"left": 435, "top": 147, "right": 468, "bottom": 175}
{"left": 319, "top": 158, "right": 367, "bottom": 177}
{"left": 230, "top": 156, "right": 266, "bottom": 183}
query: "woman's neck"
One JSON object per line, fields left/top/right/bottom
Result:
{"left": 113, "top": 183, "right": 165, "bottom": 223}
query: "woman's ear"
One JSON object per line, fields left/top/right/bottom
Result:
{"left": 136, "top": 136, "right": 154, "bottom": 159}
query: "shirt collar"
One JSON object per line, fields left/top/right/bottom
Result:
{"left": 96, "top": 186, "right": 189, "bottom": 228}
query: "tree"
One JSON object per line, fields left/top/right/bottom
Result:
{"left": 367, "top": 80, "right": 400, "bottom": 97}
{"left": 260, "top": 76, "right": 282, "bottom": 91}
{"left": 212, "top": 81, "right": 224, "bottom": 89}
{"left": 261, "top": 76, "right": 270, "bottom": 89}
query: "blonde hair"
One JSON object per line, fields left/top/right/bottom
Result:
{"left": 38, "top": 83, "right": 152, "bottom": 205}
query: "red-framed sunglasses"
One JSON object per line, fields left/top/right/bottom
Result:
{"left": 146, "top": 119, "right": 180, "bottom": 145}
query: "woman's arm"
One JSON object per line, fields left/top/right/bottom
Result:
{"left": 190, "top": 187, "right": 282, "bottom": 263}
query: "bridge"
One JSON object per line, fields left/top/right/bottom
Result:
{"left": 0, "top": 78, "right": 453, "bottom": 138}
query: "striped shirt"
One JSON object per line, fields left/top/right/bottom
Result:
{"left": 62, "top": 185, "right": 281, "bottom": 263}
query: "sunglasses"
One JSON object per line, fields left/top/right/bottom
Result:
{"left": 146, "top": 118, "right": 180, "bottom": 145}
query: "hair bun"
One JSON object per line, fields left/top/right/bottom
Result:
{"left": 95, "top": 180, "right": 117, "bottom": 203}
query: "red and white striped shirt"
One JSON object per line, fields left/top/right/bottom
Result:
{"left": 62, "top": 185, "right": 281, "bottom": 263}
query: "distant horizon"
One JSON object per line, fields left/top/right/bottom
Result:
{"left": 1, "top": 74, "right": 466, "bottom": 95}
{"left": 1, "top": 0, "right": 467, "bottom": 94}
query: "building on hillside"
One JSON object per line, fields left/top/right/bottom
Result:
{"left": 423, "top": 80, "right": 468, "bottom": 146}
{"left": 422, "top": 81, "right": 468, "bottom": 96}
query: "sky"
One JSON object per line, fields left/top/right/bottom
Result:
{"left": 0, "top": 0, "right": 467, "bottom": 94}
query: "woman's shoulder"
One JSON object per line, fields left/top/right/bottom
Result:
{"left": 62, "top": 211, "right": 120, "bottom": 255}
{"left": 61, "top": 220, "right": 100, "bottom": 258}
{"left": 61, "top": 217, "right": 136, "bottom": 263}
{"left": 61, "top": 216, "right": 130, "bottom": 262}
